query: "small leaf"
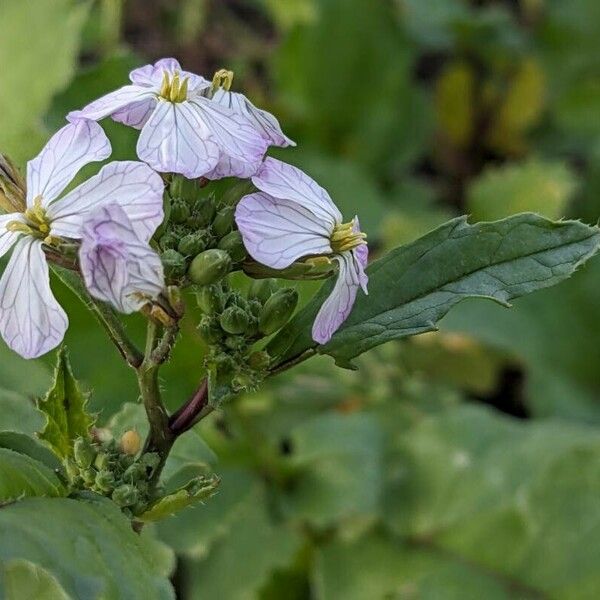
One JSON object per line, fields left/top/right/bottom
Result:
{"left": 37, "top": 347, "right": 93, "bottom": 459}
{"left": 269, "top": 213, "right": 600, "bottom": 368}
{"left": 137, "top": 474, "right": 220, "bottom": 523}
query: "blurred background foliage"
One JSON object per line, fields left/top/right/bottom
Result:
{"left": 2, "top": 0, "right": 600, "bottom": 597}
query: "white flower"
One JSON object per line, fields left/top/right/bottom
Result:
{"left": 0, "top": 120, "right": 164, "bottom": 358}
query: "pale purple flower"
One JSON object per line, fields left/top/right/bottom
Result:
{"left": 68, "top": 58, "right": 268, "bottom": 179}
{"left": 79, "top": 204, "right": 164, "bottom": 313}
{"left": 204, "top": 83, "right": 295, "bottom": 180}
{"left": 235, "top": 158, "right": 368, "bottom": 344}
{"left": 0, "top": 120, "right": 164, "bottom": 359}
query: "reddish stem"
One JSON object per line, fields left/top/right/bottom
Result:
{"left": 169, "top": 379, "right": 209, "bottom": 434}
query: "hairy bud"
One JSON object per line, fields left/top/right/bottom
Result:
{"left": 220, "top": 305, "right": 250, "bottom": 335}
{"left": 171, "top": 199, "right": 191, "bottom": 224}
{"left": 112, "top": 484, "right": 139, "bottom": 508}
{"left": 189, "top": 249, "right": 232, "bottom": 285}
{"left": 196, "top": 284, "right": 225, "bottom": 314}
{"left": 198, "top": 316, "right": 224, "bottom": 343}
{"left": 178, "top": 232, "right": 207, "bottom": 256}
{"left": 73, "top": 437, "right": 96, "bottom": 469}
{"left": 120, "top": 430, "right": 141, "bottom": 456}
{"left": 218, "top": 230, "right": 246, "bottom": 262}
{"left": 248, "top": 278, "right": 278, "bottom": 304}
{"left": 161, "top": 249, "right": 187, "bottom": 280}
{"left": 212, "top": 206, "right": 235, "bottom": 237}
{"left": 258, "top": 288, "right": 299, "bottom": 336}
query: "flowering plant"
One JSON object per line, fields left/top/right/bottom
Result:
{"left": 0, "top": 56, "right": 599, "bottom": 597}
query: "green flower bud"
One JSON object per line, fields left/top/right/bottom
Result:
{"left": 94, "top": 451, "right": 110, "bottom": 471}
{"left": 171, "top": 199, "right": 191, "bottom": 224}
{"left": 189, "top": 249, "right": 232, "bottom": 285}
{"left": 73, "top": 437, "right": 96, "bottom": 469}
{"left": 258, "top": 288, "right": 299, "bottom": 336}
{"left": 225, "top": 335, "right": 247, "bottom": 351}
{"left": 232, "top": 373, "right": 254, "bottom": 391}
{"left": 217, "top": 230, "right": 246, "bottom": 262}
{"left": 178, "top": 232, "right": 207, "bottom": 256}
{"left": 161, "top": 249, "right": 187, "bottom": 280}
{"left": 220, "top": 305, "right": 250, "bottom": 335}
{"left": 212, "top": 206, "right": 235, "bottom": 237}
{"left": 159, "top": 230, "right": 179, "bottom": 251}
{"left": 118, "top": 453, "right": 135, "bottom": 470}
{"left": 95, "top": 469, "right": 116, "bottom": 493}
{"left": 123, "top": 462, "right": 146, "bottom": 482}
{"left": 198, "top": 316, "right": 224, "bottom": 343}
{"left": 248, "top": 278, "right": 278, "bottom": 304}
{"left": 248, "top": 350, "right": 270, "bottom": 370}
{"left": 248, "top": 299, "right": 262, "bottom": 319}
{"left": 192, "top": 195, "right": 216, "bottom": 227}
{"left": 179, "top": 177, "right": 201, "bottom": 204}
{"left": 112, "top": 484, "right": 139, "bottom": 508}
{"left": 81, "top": 467, "right": 97, "bottom": 486}
{"left": 196, "top": 284, "right": 224, "bottom": 314}
{"left": 64, "top": 458, "right": 80, "bottom": 481}
{"left": 139, "top": 452, "right": 160, "bottom": 477}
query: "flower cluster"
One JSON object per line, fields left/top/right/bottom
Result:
{"left": 0, "top": 57, "right": 367, "bottom": 359}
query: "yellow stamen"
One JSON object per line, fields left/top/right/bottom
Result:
{"left": 330, "top": 219, "right": 367, "bottom": 253}
{"left": 211, "top": 68, "right": 234, "bottom": 92}
{"left": 158, "top": 70, "right": 189, "bottom": 103}
{"left": 6, "top": 221, "right": 33, "bottom": 235}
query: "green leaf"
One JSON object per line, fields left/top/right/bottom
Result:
{"left": 0, "top": 0, "right": 89, "bottom": 163}
{"left": 137, "top": 474, "right": 220, "bottom": 523}
{"left": 1, "top": 560, "right": 71, "bottom": 600}
{"left": 0, "top": 432, "right": 61, "bottom": 471}
{"left": 0, "top": 496, "right": 174, "bottom": 599}
{"left": 467, "top": 159, "right": 577, "bottom": 222}
{"left": 0, "top": 448, "right": 65, "bottom": 501}
{"left": 0, "top": 390, "right": 44, "bottom": 436}
{"left": 269, "top": 214, "right": 600, "bottom": 368}
{"left": 37, "top": 347, "right": 93, "bottom": 459}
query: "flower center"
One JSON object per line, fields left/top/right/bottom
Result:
{"left": 330, "top": 219, "right": 367, "bottom": 253}
{"left": 211, "top": 68, "right": 234, "bottom": 92}
{"left": 6, "top": 196, "right": 58, "bottom": 245}
{"left": 158, "top": 70, "right": 189, "bottom": 103}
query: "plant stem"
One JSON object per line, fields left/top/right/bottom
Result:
{"left": 169, "top": 378, "right": 211, "bottom": 434}
{"left": 53, "top": 266, "right": 143, "bottom": 368}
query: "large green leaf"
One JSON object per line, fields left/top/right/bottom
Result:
{"left": 1, "top": 560, "right": 71, "bottom": 600}
{"left": 269, "top": 214, "right": 600, "bottom": 368}
{"left": 0, "top": 390, "right": 44, "bottom": 436}
{"left": 0, "top": 0, "right": 89, "bottom": 163}
{"left": 38, "top": 348, "right": 93, "bottom": 460}
{"left": 0, "top": 496, "right": 174, "bottom": 599}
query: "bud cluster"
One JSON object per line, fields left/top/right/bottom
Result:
{"left": 157, "top": 177, "right": 247, "bottom": 285}
{"left": 196, "top": 278, "right": 299, "bottom": 392}
{"left": 65, "top": 434, "right": 160, "bottom": 518}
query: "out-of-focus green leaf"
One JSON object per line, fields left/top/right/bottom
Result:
{"left": 38, "top": 347, "right": 93, "bottom": 460}
{"left": 0, "top": 0, "right": 89, "bottom": 163}
{"left": 467, "top": 159, "right": 577, "bottom": 222}
{"left": 0, "top": 432, "right": 61, "bottom": 471}
{"left": 269, "top": 214, "right": 600, "bottom": 368}
{"left": 1, "top": 560, "right": 71, "bottom": 600}
{"left": 0, "top": 448, "right": 65, "bottom": 501}
{"left": 0, "top": 390, "right": 44, "bottom": 436}
{"left": 383, "top": 404, "right": 600, "bottom": 598}
{"left": 0, "top": 496, "right": 174, "bottom": 599}
{"left": 0, "top": 350, "right": 49, "bottom": 398}
{"left": 282, "top": 412, "right": 383, "bottom": 526}
{"left": 263, "top": 0, "right": 317, "bottom": 30}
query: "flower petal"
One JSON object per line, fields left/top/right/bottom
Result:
{"left": 67, "top": 85, "right": 156, "bottom": 123}
{"left": 111, "top": 97, "right": 156, "bottom": 130}
{"left": 48, "top": 161, "right": 164, "bottom": 242}
{"left": 204, "top": 154, "right": 262, "bottom": 180}
{"left": 189, "top": 97, "right": 268, "bottom": 164}
{"left": 130, "top": 59, "right": 210, "bottom": 94}
{"left": 79, "top": 204, "right": 164, "bottom": 314}
{"left": 212, "top": 89, "right": 295, "bottom": 147}
{"left": 312, "top": 252, "right": 366, "bottom": 345}
{"left": 0, "top": 238, "right": 67, "bottom": 358}
{"left": 252, "top": 158, "right": 342, "bottom": 227}
{"left": 352, "top": 217, "right": 369, "bottom": 293}
{"left": 235, "top": 191, "right": 332, "bottom": 269}
{"left": 26, "top": 121, "right": 111, "bottom": 207}
{"left": 136, "top": 101, "right": 220, "bottom": 178}
{"left": 0, "top": 214, "right": 24, "bottom": 259}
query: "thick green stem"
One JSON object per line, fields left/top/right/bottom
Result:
{"left": 53, "top": 266, "right": 143, "bottom": 368}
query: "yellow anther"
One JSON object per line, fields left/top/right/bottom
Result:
{"left": 330, "top": 219, "right": 367, "bottom": 253}
{"left": 6, "top": 221, "right": 33, "bottom": 235}
{"left": 158, "top": 70, "right": 189, "bottom": 103}
{"left": 212, "top": 68, "right": 234, "bottom": 91}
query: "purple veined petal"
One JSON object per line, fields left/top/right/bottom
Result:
{"left": 130, "top": 58, "right": 211, "bottom": 95}
{"left": 26, "top": 121, "right": 111, "bottom": 207}
{"left": 0, "top": 237, "right": 68, "bottom": 359}
{"left": 204, "top": 153, "right": 262, "bottom": 181}
{"left": 235, "top": 191, "right": 333, "bottom": 269}
{"left": 252, "top": 158, "right": 342, "bottom": 227}
{"left": 312, "top": 252, "right": 365, "bottom": 345}
{"left": 137, "top": 100, "right": 220, "bottom": 178}
{"left": 48, "top": 161, "right": 164, "bottom": 243}
{"left": 79, "top": 204, "right": 164, "bottom": 314}
{"left": 0, "top": 214, "right": 25, "bottom": 259}
{"left": 352, "top": 216, "right": 369, "bottom": 293}
{"left": 112, "top": 97, "right": 156, "bottom": 130}
{"left": 67, "top": 85, "right": 156, "bottom": 123}
{"left": 212, "top": 89, "right": 295, "bottom": 147}
{"left": 189, "top": 97, "right": 268, "bottom": 164}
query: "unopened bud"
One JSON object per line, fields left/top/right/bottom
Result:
{"left": 94, "top": 451, "right": 110, "bottom": 471}
{"left": 159, "top": 231, "right": 179, "bottom": 251}
{"left": 64, "top": 458, "right": 80, "bottom": 481}
{"left": 198, "top": 316, "right": 224, "bottom": 343}
{"left": 140, "top": 452, "right": 160, "bottom": 477}
{"left": 220, "top": 305, "right": 250, "bottom": 334}
{"left": 178, "top": 232, "right": 207, "bottom": 256}
{"left": 218, "top": 230, "right": 246, "bottom": 262}
{"left": 212, "top": 206, "right": 235, "bottom": 237}
{"left": 120, "top": 430, "right": 141, "bottom": 456}
{"left": 192, "top": 196, "right": 216, "bottom": 226}
{"left": 258, "top": 288, "right": 299, "bottom": 336}
{"left": 73, "top": 437, "right": 96, "bottom": 469}
{"left": 248, "top": 350, "right": 270, "bottom": 370}
{"left": 81, "top": 467, "right": 97, "bottom": 486}
{"left": 95, "top": 469, "right": 116, "bottom": 492}
{"left": 161, "top": 249, "right": 187, "bottom": 280}
{"left": 124, "top": 461, "right": 146, "bottom": 482}
{"left": 196, "top": 284, "right": 224, "bottom": 314}
{"left": 248, "top": 278, "right": 278, "bottom": 304}
{"left": 189, "top": 249, "right": 232, "bottom": 285}
{"left": 112, "top": 484, "right": 139, "bottom": 507}
{"left": 171, "top": 199, "right": 191, "bottom": 223}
